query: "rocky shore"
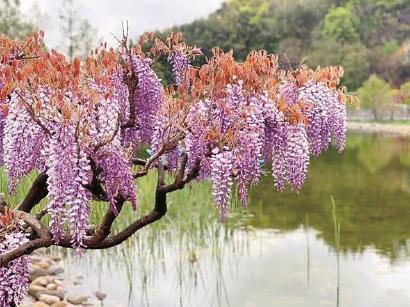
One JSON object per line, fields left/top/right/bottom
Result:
{"left": 347, "top": 121, "right": 410, "bottom": 137}
{"left": 18, "top": 250, "right": 106, "bottom": 307}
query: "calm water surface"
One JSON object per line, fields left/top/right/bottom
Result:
{"left": 58, "top": 133, "right": 410, "bottom": 307}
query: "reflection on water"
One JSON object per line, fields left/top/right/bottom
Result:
{"left": 57, "top": 133, "right": 410, "bottom": 307}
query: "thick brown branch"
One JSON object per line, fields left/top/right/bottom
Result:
{"left": 160, "top": 157, "right": 201, "bottom": 194}
{"left": 121, "top": 41, "right": 138, "bottom": 129}
{"left": 17, "top": 172, "right": 48, "bottom": 212}
{"left": 90, "top": 197, "right": 125, "bottom": 243}
{"left": 89, "top": 188, "right": 167, "bottom": 249}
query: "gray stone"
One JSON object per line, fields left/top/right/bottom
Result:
{"left": 32, "top": 275, "right": 55, "bottom": 286}
{"left": 48, "top": 265, "right": 64, "bottom": 275}
{"left": 28, "top": 284, "right": 47, "bottom": 297}
{"left": 36, "top": 289, "right": 66, "bottom": 301}
{"left": 29, "top": 268, "right": 50, "bottom": 281}
{"left": 67, "top": 294, "right": 89, "bottom": 305}
{"left": 50, "top": 255, "right": 62, "bottom": 262}
{"left": 46, "top": 283, "right": 58, "bottom": 290}
{"left": 39, "top": 294, "right": 61, "bottom": 305}
{"left": 37, "top": 261, "right": 51, "bottom": 270}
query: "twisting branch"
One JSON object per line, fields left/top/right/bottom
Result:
{"left": 17, "top": 172, "right": 48, "bottom": 213}
{"left": 120, "top": 22, "right": 139, "bottom": 130}
{"left": 90, "top": 196, "right": 125, "bottom": 244}
{"left": 160, "top": 157, "right": 201, "bottom": 194}
{"left": 89, "top": 163, "right": 168, "bottom": 249}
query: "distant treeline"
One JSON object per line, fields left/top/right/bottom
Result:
{"left": 162, "top": 0, "right": 410, "bottom": 91}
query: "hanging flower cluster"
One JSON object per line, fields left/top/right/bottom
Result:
{"left": 168, "top": 48, "right": 190, "bottom": 86}
{"left": 0, "top": 209, "right": 30, "bottom": 307}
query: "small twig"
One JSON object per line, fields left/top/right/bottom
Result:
{"left": 95, "top": 116, "right": 120, "bottom": 151}
{"left": 15, "top": 92, "right": 50, "bottom": 134}
{"left": 35, "top": 208, "right": 48, "bottom": 221}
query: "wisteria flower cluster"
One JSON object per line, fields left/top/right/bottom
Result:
{"left": 0, "top": 209, "right": 30, "bottom": 307}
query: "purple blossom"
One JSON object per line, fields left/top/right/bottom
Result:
{"left": 46, "top": 125, "right": 92, "bottom": 245}
{"left": 0, "top": 232, "right": 30, "bottom": 307}
{"left": 93, "top": 144, "right": 137, "bottom": 214}
{"left": 298, "top": 81, "right": 347, "bottom": 154}
{"left": 131, "top": 56, "right": 163, "bottom": 144}
{"left": 210, "top": 149, "right": 235, "bottom": 220}
{"left": 279, "top": 82, "right": 299, "bottom": 105}
{"left": 168, "top": 49, "right": 190, "bottom": 86}
{"left": 3, "top": 93, "right": 44, "bottom": 192}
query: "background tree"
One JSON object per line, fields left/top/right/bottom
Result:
{"left": 321, "top": 6, "right": 360, "bottom": 43}
{"left": 357, "top": 74, "right": 396, "bottom": 119}
{"left": 59, "top": 0, "right": 97, "bottom": 60}
{"left": 0, "top": 0, "right": 35, "bottom": 39}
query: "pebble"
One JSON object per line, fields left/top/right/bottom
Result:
{"left": 51, "top": 302, "right": 69, "bottom": 307}
{"left": 30, "top": 255, "right": 44, "bottom": 263}
{"left": 51, "top": 256, "right": 62, "bottom": 262}
{"left": 32, "top": 276, "right": 55, "bottom": 287}
{"left": 38, "top": 290, "right": 66, "bottom": 301}
{"left": 48, "top": 265, "right": 64, "bottom": 275}
{"left": 33, "top": 302, "right": 50, "bottom": 307}
{"left": 54, "top": 279, "right": 63, "bottom": 286}
{"left": 29, "top": 268, "right": 50, "bottom": 282}
{"left": 67, "top": 294, "right": 89, "bottom": 305}
{"left": 29, "top": 284, "right": 47, "bottom": 297}
{"left": 38, "top": 294, "right": 61, "bottom": 305}
{"left": 37, "top": 261, "right": 51, "bottom": 270}
{"left": 46, "top": 283, "right": 58, "bottom": 290}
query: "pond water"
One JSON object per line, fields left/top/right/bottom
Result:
{"left": 58, "top": 133, "right": 410, "bottom": 307}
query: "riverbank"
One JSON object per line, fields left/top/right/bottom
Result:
{"left": 19, "top": 250, "right": 106, "bottom": 307}
{"left": 347, "top": 121, "right": 410, "bottom": 137}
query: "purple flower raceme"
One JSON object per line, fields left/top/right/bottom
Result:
{"left": 3, "top": 93, "right": 44, "bottom": 192}
{"left": 279, "top": 82, "right": 299, "bottom": 105}
{"left": 210, "top": 148, "right": 235, "bottom": 220}
{"left": 0, "top": 231, "right": 30, "bottom": 307}
{"left": 46, "top": 125, "right": 92, "bottom": 246}
{"left": 298, "top": 81, "right": 347, "bottom": 154}
{"left": 131, "top": 56, "right": 163, "bottom": 144}
{"left": 93, "top": 144, "right": 137, "bottom": 214}
{"left": 168, "top": 49, "right": 190, "bottom": 86}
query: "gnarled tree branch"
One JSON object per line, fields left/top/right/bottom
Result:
{"left": 17, "top": 172, "right": 48, "bottom": 212}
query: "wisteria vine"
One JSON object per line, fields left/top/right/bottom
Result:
{"left": 0, "top": 31, "right": 353, "bottom": 305}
